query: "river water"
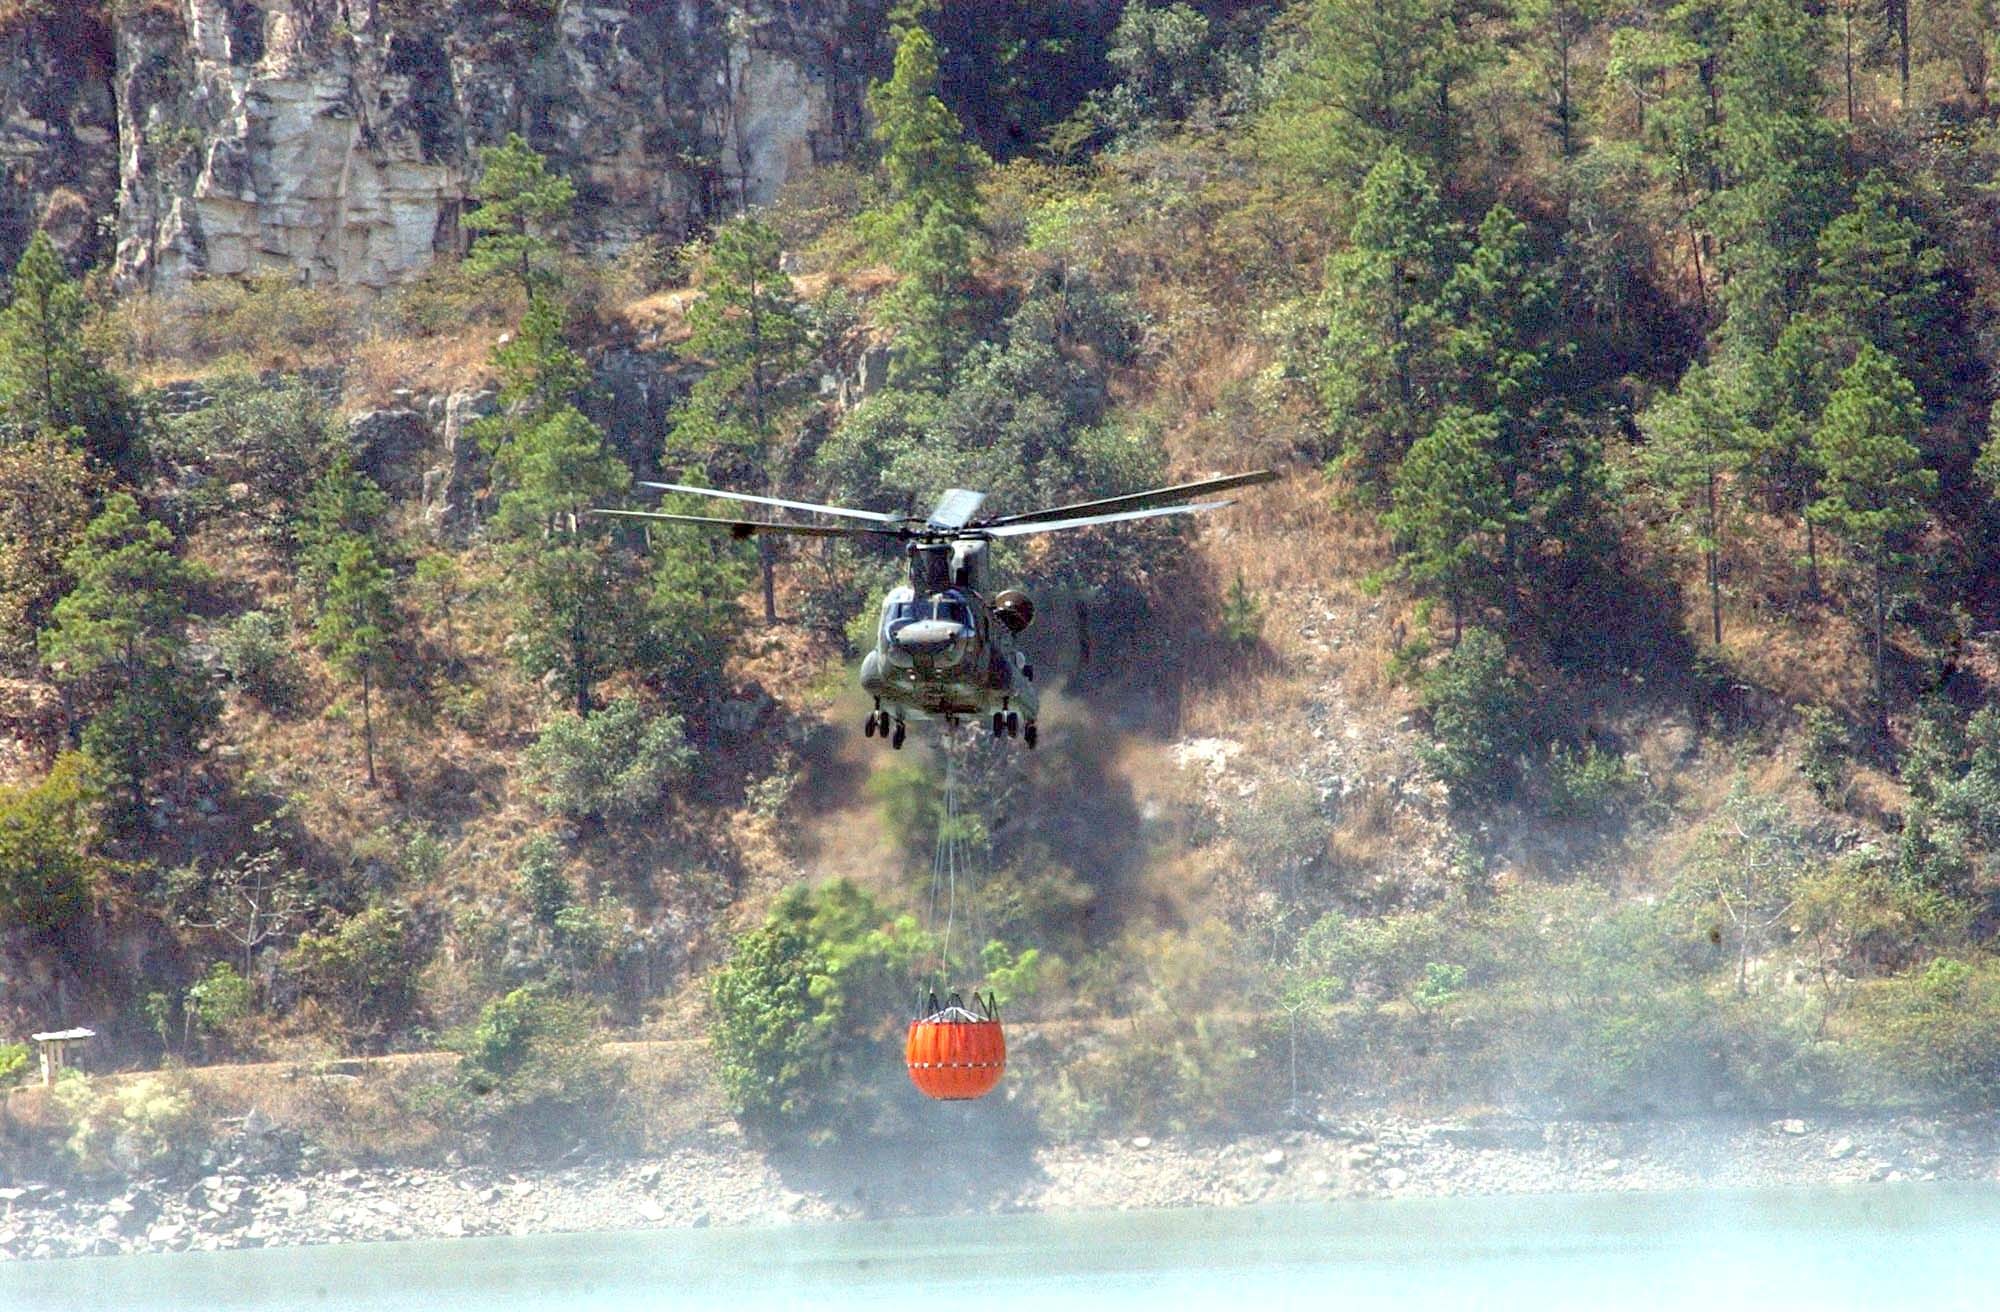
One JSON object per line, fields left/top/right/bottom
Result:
{"left": 12, "top": 1183, "right": 1998, "bottom": 1312}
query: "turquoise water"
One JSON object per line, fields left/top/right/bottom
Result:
{"left": 12, "top": 1184, "right": 2000, "bottom": 1312}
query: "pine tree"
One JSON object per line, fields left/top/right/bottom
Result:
{"left": 669, "top": 216, "right": 812, "bottom": 621}
{"left": 1810, "top": 345, "right": 1936, "bottom": 733}
{"left": 1642, "top": 362, "right": 1748, "bottom": 646}
{"left": 297, "top": 453, "right": 391, "bottom": 603}
{"left": 1386, "top": 407, "right": 1510, "bottom": 641}
{"left": 314, "top": 537, "right": 396, "bottom": 787}
{"left": 1741, "top": 313, "right": 1842, "bottom": 601}
{"left": 1510, "top": 0, "right": 1605, "bottom": 159}
{"left": 464, "top": 134, "right": 577, "bottom": 298}
{"left": 1439, "top": 204, "right": 1565, "bottom": 613}
{"left": 40, "top": 493, "right": 216, "bottom": 805}
{"left": 866, "top": 26, "right": 989, "bottom": 387}
{"left": 1320, "top": 148, "right": 1458, "bottom": 492}
{"left": 1711, "top": 0, "right": 1842, "bottom": 356}
{"left": 0, "top": 232, "right": 131, "bottom": 469}
{"left": 474, "top": 292, "right": 641, "bottom": 717}
{"left": 1810, "top": 169, "right": 1957, "bottom": 406}
{"left": 1265, "top": 0, "right": 1495, "bottom": 182}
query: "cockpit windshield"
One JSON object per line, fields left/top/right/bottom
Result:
{"left": 930, "top": 594, "right": 973, "bottom": 628}
{"left": 886, "top": 594, "right": 973, "bottom": 638}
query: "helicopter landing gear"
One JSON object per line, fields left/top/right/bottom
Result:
{"left": 864, "top": 715, "right": 878, "bottom": 738}
{"left": 1024, "top": 721, "right": 1038, "bottom": 749}
{"left": 866, "top": 707, "right": 892, "bottom": 739}
{"left": 991, "top": 711, "right": 1006, "bottom": 737}
{"left": 891, "top": 720, "right": 907, "bottom": 750}
{"left": 1005, "top": 710, "right": 1020, "bottom": 738}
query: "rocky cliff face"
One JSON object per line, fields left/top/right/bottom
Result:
{"left": 1, "top": 0, "right": 886, "bottom": 290}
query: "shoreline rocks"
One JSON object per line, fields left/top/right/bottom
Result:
{"left": 3, "top": 1109, "right": 1998, "bottom": 1262}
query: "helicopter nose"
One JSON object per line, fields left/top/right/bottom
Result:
{"left": 895, "top": 620, "right": 967, "bottom": 661}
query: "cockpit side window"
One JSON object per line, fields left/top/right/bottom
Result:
{"left": 886, "top": 600, "right": 921, "bottom": 638}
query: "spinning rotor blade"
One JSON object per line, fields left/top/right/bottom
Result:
{"left": 980, "top": 500, "right": 1234, "bottom": 538}
{"left": 639, "top": 481, "right": 905, "bottom": 524}
{"left": 592, "top": 508, "right": 901, "bottom": 539}
{"left": 977, "top": 470, "right": 1277, "bottom": 529}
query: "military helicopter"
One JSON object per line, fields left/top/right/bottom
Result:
{"left": 596, "top": 470, "right": 1275, "bottom": 749}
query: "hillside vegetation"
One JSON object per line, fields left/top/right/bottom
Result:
{"left": 8, "top": 0, "right": 2000, "bottom": 1174}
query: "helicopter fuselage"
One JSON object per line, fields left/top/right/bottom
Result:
{"left": 858, "top": 540, "right": 1039, "bottom": 737}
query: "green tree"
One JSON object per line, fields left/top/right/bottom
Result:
{"left": 1711, "top": 0, "right": 1842, "bottom": 356}
{"left": 1809, "top": 169, "right": 1959, "bottom": 408}
{"left": 0, "top": 232, "right": 130, "bottom": 468}
{"left": 463, "top": 134, "right": 577, "bottom": 298}
{"left": 1435, "top": 203, "right": 1560, "bottom": 609}
{"left": 0, "top": 432, "right": 93, "bottom": 670}
{"left": 521, "top": 696, "right": 692, "bottom": 823}
{"left": 1511, "top": 0, "right": 1605, "bottom": 158}
{"left": 1265, "top": 0, "right": 1495, "bottom": 181}
{"left": 412, "top": 551, "right": 466, "bottom": 667}
{"left": 1319, "top": 148, "right": 1457, "bottom": 490}
{"left": 708, "top": 880, "right": 929, "bottom": 1133}
{"left": 1642, "top": 362, "right": 1748, "bottom": 646}
{"left": 1419, "top": 627, "right": 1528, "bottom": 806}
{"left": 1387, "top": 407, "right": 1509, "bottom": 640}
{"left": 1810, "top": 346, "right": 1936, "bottom": 733}
{"left": 1741, "top": 314, "right": 1843, "bottom": 601}
{"left": 475, "top": 295, "right": 642, "bottom": 718}
{"left": 0, "top": 752, "right": 98, "bottom": 940}
{"left": 644, "top": 526, "right": 750, "bottom": 706}
{"left": 40, "top": 493, "right": 216, "bottom": 805}
{"left": 314, "top": 536, "right": 396, "bottom": 786}
{"left": 866, "top": 26, "right": 989, "bottom": 386}
{"left": 296, "top": 453, "right": 391, "bottom": 602}
{"left": 669, "top": 216, "right": 812, "bottom": 621}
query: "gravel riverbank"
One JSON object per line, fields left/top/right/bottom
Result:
{"left": 4, "top": 1111, "right": 1997, "bottom": 1262}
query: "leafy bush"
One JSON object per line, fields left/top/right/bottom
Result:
{"left": 1543, "top": 743, "right": 1636, "bottom": 823}
{"left": 1847, "top": 956, "right": 2000, "bottom": 1107}
{"left": 708, "top": 881, "right": 930, "bottom": 1135}
{"left": 1419, "top": 628, "right": 1527, "bottom": 806}
{"left": 0, "top": 752, "right": 99, "bottom": 939}
{"left": 289, "top": 905, "right": 426, "bottom": 1042}
{"left": 442, "top": 987, "right": 610, "bottom": 1149}
{"left": 521, "top": 697, "right": 692, "bottom": 822}
{"left": 51, "top": 1074, "right": 208, "bottom": 1178}
{"left": 0, "top": 1042, "right": 29, "bottom": 1087}
{"left": 184, "top": 961, "right": 251, "bottom": 1048}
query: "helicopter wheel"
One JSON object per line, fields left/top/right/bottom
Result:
{"left": 864, "top": 714, "right": 878, "bottom": 738}
{"left": 1024, "top": 721, "right": 1038, "bottom": 749}
{"left": 1005, "top": 710, "right": 1020, "bottom": 738}
{"left": 875, "top": 710, "right": 891, "bottom": 738}
{"left": 992, "top": 712, "right": 1005, "bottom": 737}
{"left": 891, "top": 721, "right": 907, "bottom": 750}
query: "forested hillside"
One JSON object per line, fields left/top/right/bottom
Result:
{"left": 7, "top": 0, "right": 2000, "bottom": 1173}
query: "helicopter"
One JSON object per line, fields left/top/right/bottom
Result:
{"left": 595, "top": 470, "right": 1276, "bottom": 749}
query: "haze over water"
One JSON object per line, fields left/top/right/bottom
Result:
{"left": 12, "top": 1183, "right": 1998, "bottom": 1312}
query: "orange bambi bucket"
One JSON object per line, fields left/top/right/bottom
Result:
{"left": 905, "top": 1008, "right": 1006, "bottom": 1100}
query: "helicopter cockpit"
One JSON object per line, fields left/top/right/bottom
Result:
{"left": 886, "top": 593, "right": 975, "bottom": 640}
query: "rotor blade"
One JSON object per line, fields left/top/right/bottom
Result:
{"left": 639, "top": 481, "right": 904, "bottom": 524}
{"left": 976, "top": 470, "right": 1278, "bottom": 529}
{"left": 592, "top": 509, "right": 901, "bottom": 539}
{"left": 980, "top": 500, "right": 1234, "bottom": 538}
{"left": 927, "top": 488, "right": 987, "bottom": 531}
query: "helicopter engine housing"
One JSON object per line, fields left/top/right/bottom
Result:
{"left": 993, "top": 589, "right": 1035, "bottom": 633}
